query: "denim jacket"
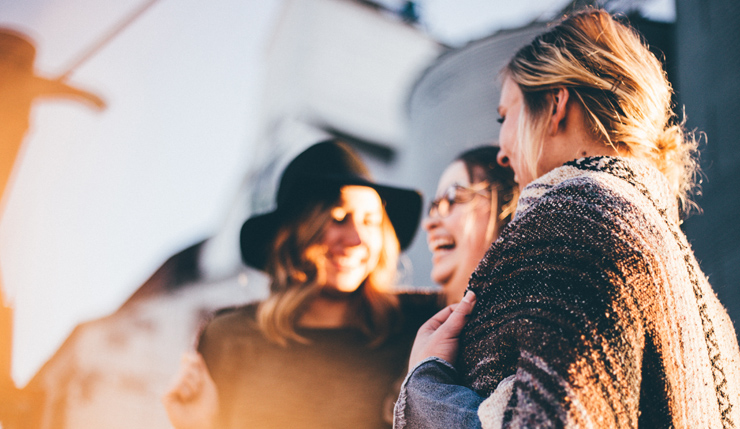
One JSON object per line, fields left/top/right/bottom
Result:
{"left": 393, "top": 357, "right": 484, "bottom": 428}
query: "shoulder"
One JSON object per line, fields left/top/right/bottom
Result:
{"left": 198, "top": 302, "right": 261, "bottom": 345}
{"left": 522, "top": 172, "right": 630, "bottom": 215}
{"left": 507, "top": 168, "right": 646, "bottom": 247}
{"left": 516, "top": 157, "right": 671, "bottom": 224}
{"left": 471, "top": 162, "right": 661, "bottom": 299}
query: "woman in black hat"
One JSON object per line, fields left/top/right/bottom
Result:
{"left": 163, "top": 140, "right": 438, "bottom": 429}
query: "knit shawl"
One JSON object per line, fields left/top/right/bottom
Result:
{"left": 460, "top": 157, "right": 740, "bottom": 429}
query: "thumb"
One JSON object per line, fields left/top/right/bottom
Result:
{"left": 438, "top": 291, "right": 476, "bottom": 337}
{"left": 456, "top": 291, "right": 476, "bottom": 314}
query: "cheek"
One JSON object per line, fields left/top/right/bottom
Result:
{"left": 506, "top": 129, "right": 520, "bottom": 156}
{"left": 447, "top": 209, "right": 485, "bottom": 254}
{"left": 304, "top": 243, "right": 327, "bottom": 269}
{"left": 319, "top": 224, "right": 338, "bottom": 247}
{"left": 464, "top": 212, "right": 493, "bottom": 254}
{"left": 501, "top": 111, "right": 522, "bottom": 152}
{"left": 500, "top": 118, "right": 513, "bottom": 144}
{"left": 441, "top": 212, "right": 466, "bottom": 242}
{"left": 364, "top": 229, "right": 384, "bottom": 264}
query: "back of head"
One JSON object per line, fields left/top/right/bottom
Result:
{"left": 504, "top": 9, "right": 698, "bottom": 214}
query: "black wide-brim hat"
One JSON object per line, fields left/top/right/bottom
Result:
{"left": 240, "top": 140, "right": 422, "bottom": 270}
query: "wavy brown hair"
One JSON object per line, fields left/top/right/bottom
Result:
{"left": 503, "top": 9, "right": 700, "bottom": 215}
{"left": 257, "top": 188, "right": 401, "bottom": 347}
{"left": 457, "top": 145, "right": 519, "bottom": 241}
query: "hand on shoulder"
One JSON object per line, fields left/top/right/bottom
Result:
{"left": 162, "top": 352, "right": 219, "bottom": 429}
{"left": 407, "top": 291, "right": 476, "bottom": 371}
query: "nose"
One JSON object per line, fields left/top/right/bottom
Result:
{"left": 422, "top": 214, "right": 440, "bottom": 232}
{"left": 497, "top": 150, "right": 510, "bottom": 167}
{"left": 342, "top": 220, "right": 363, "bottom": 247}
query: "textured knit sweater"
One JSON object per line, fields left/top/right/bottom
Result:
{"left": 460, "top": 157, "right": 740, "bottom": 429}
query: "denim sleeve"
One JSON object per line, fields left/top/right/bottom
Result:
{"left": 393, "top": 357, "right": 483, "bottom": 429}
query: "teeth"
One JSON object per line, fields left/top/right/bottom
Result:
{"left": 332, "top": 255, "right": 363, "bottom": 267}
{"left": 428, "top": 237, "right": 455, "bottom": 252}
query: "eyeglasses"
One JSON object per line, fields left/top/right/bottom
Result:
{"left": 428, "top": 183, "right": 492, "bottom": 218}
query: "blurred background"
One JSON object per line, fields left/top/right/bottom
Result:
{"left": 0, "top": 0, "right": 737, "bottom": 427}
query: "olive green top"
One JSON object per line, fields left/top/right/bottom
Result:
{"left": 198, "top": 292, "right": 439, "bottom": 429}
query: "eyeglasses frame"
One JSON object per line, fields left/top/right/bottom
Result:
{"left": 427, "top": 182, "right": 495, "bottom": 219}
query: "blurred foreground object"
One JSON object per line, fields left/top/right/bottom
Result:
{"left": 17, "top": 0, "right": 441, "bottom": 426}
{"left": 0, "top": 28, "right": 106, "bottom": 205}
{"left": 0, "top": 27, "right": 105, "bottom": 428}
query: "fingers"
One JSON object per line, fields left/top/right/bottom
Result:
{"left": 164, "top": 352, "right": 207, "bottom": 403}
{"left": 437, "top": 291, "right": 476, "bottom": 338}
{"left": 407, "top": 291, "right": 477, "bottom": 370}
{"left": 419, "top": 304, "right": 456, "bottom": 332}
{"left": 162, "top": 352, "right": 219, "bottom": 429}
{"left": 419, "top": 291, "right": 477, "bottom": 335}
{"left": 183, "top": 351, "right": 208, "bottom": 373}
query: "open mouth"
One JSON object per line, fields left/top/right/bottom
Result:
{"left": 429, "top": 237, "right": 456, "bottom": 252}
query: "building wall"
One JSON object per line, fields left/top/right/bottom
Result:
{"left": 676, "top": 0, "right": 740, "bottom": 336}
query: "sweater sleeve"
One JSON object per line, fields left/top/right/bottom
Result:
{"left": 461, "top": 183, "right": 651, "bottom": 428}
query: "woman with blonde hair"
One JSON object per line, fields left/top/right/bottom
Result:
{"left": 396, "top": 9, "right": 740, "bottom": 428}
{"left": 163, "top": 140, "right": 438, "bottom": 428}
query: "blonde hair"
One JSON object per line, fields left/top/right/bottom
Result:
{"left": 257, "top": 190, "right": 401, "bottom": 347}
{"left": 503, "top": 9, "right": 699, "bottom": 215}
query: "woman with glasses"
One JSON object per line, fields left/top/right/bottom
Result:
{"left": 423, "top": 146, "right": 518, "bottom": 306}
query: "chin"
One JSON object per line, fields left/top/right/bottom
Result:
{"left": 337, "top": 285, "right": 362, "bottom": 294}
{"left": 430, "top": 270, "right": 452, "bottom": 290}
{"left": 331, "top": 278, "right": 365, "bottom": 294}
{"left": 327, "top": 283, "right": 361, "bottom": 294}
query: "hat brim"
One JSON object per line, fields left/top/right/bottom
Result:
{"left": 240, "top": 178, "right": 422, "bottom": 270}
{"left": 240, "top": 210, "right": 284, "bottom": 270}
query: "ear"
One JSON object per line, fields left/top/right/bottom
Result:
{"left": 548, "top": 87, "right": 570, "bottom": 135}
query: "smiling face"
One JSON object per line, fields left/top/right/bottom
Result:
{"left": 496, "top": 76, "right": 536, "bottom": 188}
{"left": 317, "top": 185, "right": 385, "bottom": 294}
{"left": 423, "top": 161, "right": 496, "bottom": 305}
{"left": 497, "top": 75, "right": 615, "bottom": 187}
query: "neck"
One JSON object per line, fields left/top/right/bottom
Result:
{"left": 549, "top": 100, "right": 627, "bottom": 168}
{"left": 443, "top": 272, "right": 472, "bottom": 306}
{"left": 298, "top": 294, "right": 352, "bottom": 328}
{"left": 575, "top": 139, "right": 624, "bottom": 159}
